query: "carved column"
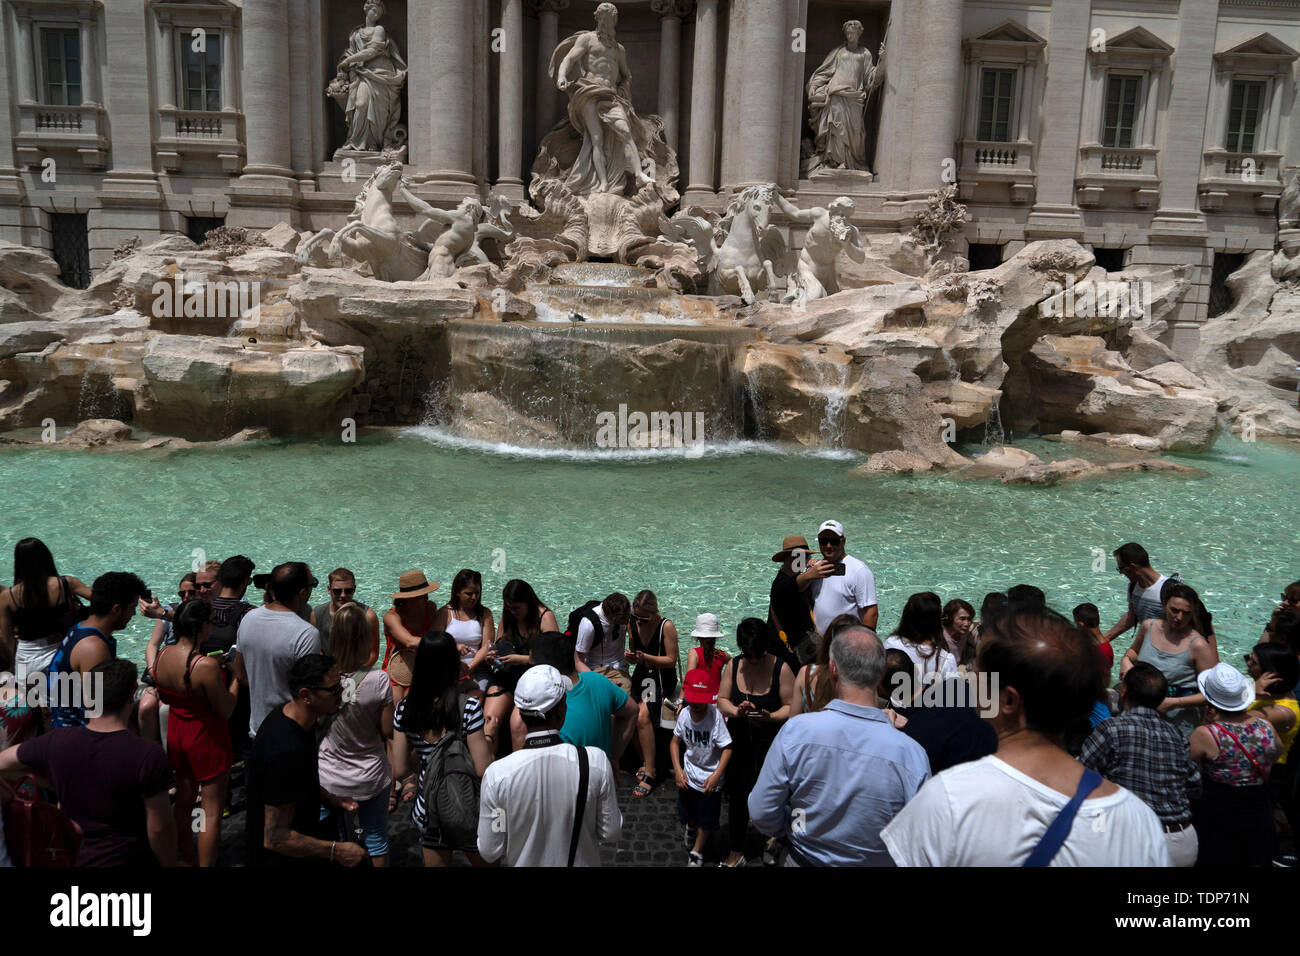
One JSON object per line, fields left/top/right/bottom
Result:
{"left": 734, "top": 0, "right": 785, "bottom": 188}
{"left": 15, "top": 9, "right": 37, "bottom": 104}
{"left": 531, "top": 0, "right": 568, "bottom": 143}
{"left": 155, "top": 10, "right": 176, "bottom": 110}
{"left": 239, "top": 0, "right": 292, "bottom": 176}
{"left": 412, "top": 0, "right": 478, "bottom": 198}
{"left": 220, "top": 25, "right": 236, "bottom": 113}
{"left": 497, "top": 0, "right": 526, "bottom": 197}
{"left": 908, "top": 0, "right": 963, "bottom": 194}
{"left": 683, "top": 0, "right": 719, "bottom": 203}
{"left": 78, "top": 9, "right": 100, "bottom": 105}
{"left": 652, "top": 1, "right": 690, "bottom": 150}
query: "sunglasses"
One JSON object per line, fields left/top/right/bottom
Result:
{"left": 818, "top": 536, "right": 842, "bottom": 546}
{"left": 196, "top": 580, "right": 216, "bottom": 590}
{"left": 178, "top": 589, "right": 197, "bottom": 599}
{"left": 331, "top": 587, "right": 356, "bottom": 597}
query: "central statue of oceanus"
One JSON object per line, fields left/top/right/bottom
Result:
{"left": 521, "top": 2, "right": 681, "bottom": 265}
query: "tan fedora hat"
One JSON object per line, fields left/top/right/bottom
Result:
{"left": 772, "top": 535, "right": 812, "bottom": 563}
{"left": 390, "top": 569, "right": 440, "bottom": 600}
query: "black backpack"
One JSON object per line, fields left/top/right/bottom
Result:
{"left": 565, "top": 601, "right": 603, "bottom": 641}
{"left": 420, "top": 725, "right": 481, "bottom": 852}
{"left": 203, "top": 600, "right": 252, "bottom": 655}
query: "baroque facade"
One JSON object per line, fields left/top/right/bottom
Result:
{"left": 2, "top": 0, "right": 1298, "bottom": 352}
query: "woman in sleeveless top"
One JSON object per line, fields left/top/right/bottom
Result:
{"left": 318, "top": 603, "right": 395, "bottom": 866}
{"left": 434, "top": 569, "right": 495, "bottom": 695}
{"left": 626, "top": 590, "right": 680, "bottom": 798}
{"left": 486, "top": 579, "right": 558, "bottom": 752}
{"left": 1190, "top": 663, "right": 1281, "bottom": 866}
{"left": 791, "top": 612, "right": 860, "bottom": 715}
{"left": 0, "top": 538, "right": 91, "bottom": 673}
{"left": 1120, "top": 583, "right": 1217, "bottom": 739}
{"left": 718, "top": 618, "right": 794, "bottom": 867}
{"left": 383, "top": 571, "right": 440, "bottom": 807}
{"left": 884, "top": 592, "right": 958, "bottom": 683}
{"left": 1246, "top": 641, "right": 1300, "bottom": 838}
{"left": 151, "top": 600, "right": 238, "bottom": 866}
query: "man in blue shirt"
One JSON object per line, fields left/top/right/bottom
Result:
{"left": 748, "top": 625, "right": 930, "bottom": 865}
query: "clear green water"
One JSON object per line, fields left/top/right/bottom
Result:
{"left": 1, "top": 430, "right": 1296, "bottom": 677}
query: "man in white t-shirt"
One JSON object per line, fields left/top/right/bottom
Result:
{"left": 1102, "top": 542, "right": 1170, "bottom": 642}
{"left": 881, "top": 611, "right": 1170, "bottom": 866}
{"left": 807, "top": 520, "right": 878, "bottom": 635}
{"left": 574, "top": 593, "right": 632, "bottom": 692}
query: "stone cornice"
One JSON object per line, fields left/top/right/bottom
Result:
{"left": 650, "top": 0, "right": 695, "bottom": 17}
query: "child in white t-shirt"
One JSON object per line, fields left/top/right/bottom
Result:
{"left": 670, "top": 668, "right": 732, "bottom": 866}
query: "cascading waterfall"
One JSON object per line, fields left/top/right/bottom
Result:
{"left": 982, "top": 399, "right": 1007, "bottom": 451}
{"left": 77, "top": 370, "right": 127, "bottom": 422}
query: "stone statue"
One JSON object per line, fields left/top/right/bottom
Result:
{"left": 806, "top": 19, "right": 885, "bottom": 174}
{"left": 328, "top": 0, "right": 408, "bottom": 161}
{"left": 664, "top": 184, "right": 788, "bottom": 304}
{"left": 775, "top": 195, "right": 865, "bottom": 303}
{"left": 549, "top": 2, "right": 657, "bottom": 195}
{"left": 296, "top": 163, "right": 513, "bottom": 282}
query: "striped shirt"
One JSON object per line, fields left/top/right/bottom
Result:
{"left": 393, "top": 696, "right": 484, "bottom": 830}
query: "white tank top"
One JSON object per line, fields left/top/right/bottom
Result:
{"left": 446, "top": 611, "right": 484, "bottom": 661}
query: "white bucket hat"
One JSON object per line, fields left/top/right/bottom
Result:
{"left": 1197, "top": 662, "right": 1256, "bottom": 712}
{"left": 690, "top": 612, "right": 723, "bottom": 639}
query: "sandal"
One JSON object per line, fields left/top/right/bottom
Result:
{"left": 388, "top": 782, "right": 402, "bottom": 812}
{"left": 631, "top": 774, "right": 657, "bottom": 799}
{"left": 400, "top": 777, "right": 418, "bottom": 805}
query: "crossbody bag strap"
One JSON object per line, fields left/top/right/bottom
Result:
{"left": 1023, "top": 768, "right": 1104, "bottom": 867}
{"left": 1212, "top": 722, "right": 1269, "bottom": 782}
{"left": 568, "top": 744, "right": 590, "bottom": 867}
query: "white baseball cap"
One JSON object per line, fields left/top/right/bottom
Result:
{"left": 515, "top": 665, "right": 573, "bottom": 717}
{"left": 818, "top": 520, "right": 845, "bottom": 539}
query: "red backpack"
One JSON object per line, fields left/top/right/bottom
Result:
{"left": 1, "top": 775, "right": 83, "bottom": 867}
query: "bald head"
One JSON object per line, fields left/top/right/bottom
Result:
{"left": 829, "top": 625, "right": 884, "bottom": 691}
{"left": 977, "top": 612, "right": 1101, "bottom": 734}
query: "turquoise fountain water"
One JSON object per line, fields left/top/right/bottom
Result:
{"left": 0, "top": 432, "right": 1295, "bottom": 676}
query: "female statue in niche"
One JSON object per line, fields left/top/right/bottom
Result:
{"left": 806, "top": 19, "right": 885, "bottom": 173}
{"left": 328, "top": 0, "right": 408, "bottom": 159}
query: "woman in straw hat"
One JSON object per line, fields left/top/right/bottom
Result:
{"left": 1189, "top": 662, "right": 1281, "bottom": 866}
{"left": 382, "top": 570, "right": 439, "bottom": 807}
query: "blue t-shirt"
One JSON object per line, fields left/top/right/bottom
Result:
{"left": 46, "top": 624, "right": 115, "bottom": 729}
{"left": 559, "top": 672, "right": 628, "bottom": 757}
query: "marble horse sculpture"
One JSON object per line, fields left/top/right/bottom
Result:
{"left": 664, "top": 184, "right": 788, "bottom": 304}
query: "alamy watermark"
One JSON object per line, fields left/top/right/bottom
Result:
{"left": 1039, "top": 277, "right": 1152, "bottom": 321}
{"left": 594, "top": 404, "right": 705, "bottom": 458}
{"left": 886, "top": 670, "right": 1000, "bottom": 718}
{"left": 151, "top": 273, "right": 262, "bottom": 321}
{"left": 1, "top": 668, "right": 104, "bottom": 717}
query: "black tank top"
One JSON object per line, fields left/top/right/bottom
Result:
{"left": 728, "top": 655, "right": 784, "bottom": 713}
{"left": 12, "top": 576, "right": 73, "bottom": 643}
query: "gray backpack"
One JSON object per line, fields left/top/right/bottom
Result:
{"left": 419, "top": 728, "right": 480, "bottom": 851}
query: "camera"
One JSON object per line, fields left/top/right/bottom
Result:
{"left": 253, "top": 572, "right": 273, "bottom": 590}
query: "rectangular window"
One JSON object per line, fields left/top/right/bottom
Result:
{"left": 182, "top": 30, "right": 222, "bottom": 111}
{"left": 42, "top": 27, "right": 82, "bottom": 106}
{"left": 1102, "top": 74, "right": 1142, "bottom": 148}
{"left": 977, "top": 69, "right": 1016, "bottom": 142}
{"left": 1225, "top": 80, "right": 1266, "bottom": 153}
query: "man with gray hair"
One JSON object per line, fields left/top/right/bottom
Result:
{"left": 748, "top": 626, "right": 930, "bottom": 865}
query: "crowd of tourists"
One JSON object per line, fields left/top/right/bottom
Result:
{"left": 0, "top": 526, "right": 1296, "bottom": 868}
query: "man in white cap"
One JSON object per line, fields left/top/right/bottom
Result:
{"left": 477, "top": 665, "right": 622, "bottom": 867}
{"left": 807, "top": 520, "right": 878, "bottom": 635}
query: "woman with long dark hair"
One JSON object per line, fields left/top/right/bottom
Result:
{"left": 434, "top": 569, "right": 495, "bottom": 693}
{"left": 485, "top": 579, "right": 557, "bottom": 749}
{"left": 626, "top": 589, "right": 679, "bottom": 798}
{"left": 885, "top": 592, "right": 957, "bottom": 681}
{"left": 717, "top": 617, "right": 794, "bottom": 866}
{"left": 151, "top": 599, "right": 239, "bottom": 866}
{"left": 0, "top": 538, "right": 91, "bottom": 672}
{"left": 790, "top": 612, "right": 860, "bottom": 716}
{"left": 392, "top": 630, "right": 493, "bottom": 867}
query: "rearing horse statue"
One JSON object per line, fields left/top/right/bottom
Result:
{"left": 664, "top": 183, "right": 787, "bottom": 304}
